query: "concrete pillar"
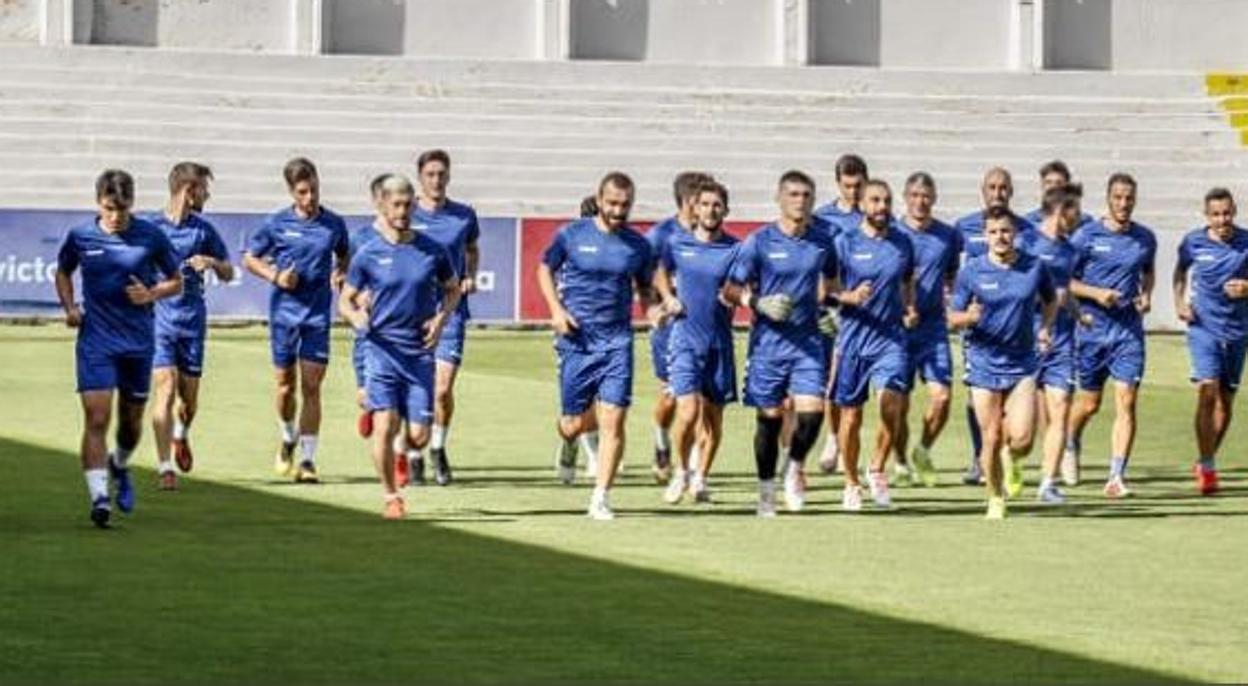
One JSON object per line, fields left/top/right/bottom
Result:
{"left": 537, "top": 0, "right": 569, "bottom": 60}
{"left": 1008, "top": 0, "right": 1037, "bottom": 70}
{"left": 779, "top": 0, "right": 809, "bottom": 66}
{"left": 292, "top": 0, "right": 325, "bottom": 55}
{"left": 39, "top": 0, "right": 75, "bottom": 45}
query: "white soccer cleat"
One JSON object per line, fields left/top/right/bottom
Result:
{"left": 783, "top": 462, "right": 806, "bottom": 513}
{"left": 555, "top": 439, "right": 578, "bottom": 485}
{"left": 1060, "top": 446, "right": 1080, "bottom": 486}
{"left": 841, "top": 483, "right": 864, "bottom": 512}
{"left": 663, "top": 470, "right": 688, "bottom": 505}
{"left": 587, "top": 492, "right": 615, "bottom": 521}
{"left": 756, "top": 480, "right": 778, "bottom": 518}
{"left": 868, "top": 470, "right": 892, "bottom": 508}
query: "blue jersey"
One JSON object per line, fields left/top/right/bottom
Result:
{"left": 146, "top": 212, "right": 230, "bottom": 339}
{"left": 1070, "top": 219, "right": 1157, "bottom": 332}
{"left": 246, "top": 206, "right": 349, "bottom": 328}
{"left": 898, "top": 217, "right": 960, "bottom": 335}
{"left": 542, "top": 218, "right": 653, "bottom": 352}
{"left": 661, "top": 230, "right": 740, "bottom": 352}
{"left": 952, "top": 253, "right": 1056, "bottom": 364}
{"left": 646, "top": 216, "right": 687, "bottom": 266}
{"left": 1022, "top": 228, "right": 1078, "bottom": 349}
{"left": 57, "top": 217, "right": 180, "bottom": 356}
{"left": 412, "top": 199, "right": 479, "bottom": 316}
{"left": 1177, "top": 226, "right": 1248, "bottom": 341}
{"left": 834, "top": 226, "right": 916, "bottom": 353}
{"left": 814, "top": 202, "right": 862, "bottom": 236}
{"left": 347, "top": 233, "right": 454, "bottom": 360}
{"left": 729, "top": 222, "right": 837, "bottom": 356}
{"left": 955, "top": 210, "right": 1036, "bottom": 259}
{"left": 348, "top": 222, "right": 380, "bottom": 260}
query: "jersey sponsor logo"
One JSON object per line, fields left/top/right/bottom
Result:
{"left": 576, "top": 245, "right": 599, "bottom": 254}
{"left": 1195, "top": 253, "right": 1216, "bottom": 262}
{"left": 1092, "top": 244, "right": 1112, "bottom": 253}
{"left": 852, "top": 252, "right": 874, "bottom": 261}
{"left": 413, "top": 223, "right": 430, "bottom": 232}
{"left": 282, "top": 230, "right": 302, "bottom": 238}
{"left": 979, "top": 281, "right": 1000, "bottom": 290}
{"left": 84, "top": 249, "right": 105, "bottom": 257}
{"left": 678, "top": 250, "right": 696, "bottom": 258}
{"left": 766, "top": 251, "right": 789, "bottom": 259}
{"left": 376, "top": 257, "right": 393, "bottom": 265}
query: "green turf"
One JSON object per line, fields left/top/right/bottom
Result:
{"left": 1, "top": 325, "right": 1245, "bottom": 684}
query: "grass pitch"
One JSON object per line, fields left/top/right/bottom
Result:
{"left": 1, "top": 325, "right": 1245, "bottom": 684}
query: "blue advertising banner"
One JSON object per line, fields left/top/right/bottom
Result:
{"left": 0, "top": 209, "right": 519, "bottom": 322}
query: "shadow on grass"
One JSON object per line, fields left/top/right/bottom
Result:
{"left": 0, "top": 437, "right": 1189, "bottom": 685}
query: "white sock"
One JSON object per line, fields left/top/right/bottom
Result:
{"left": 654, "top": 425, "right": 671, "bottom": 452}
{"left": 1039, "top": 476, "right": 1055, "bottom": 492}
{"left": 431, "top": 424, "right": 448, "bottom": 451}
{"left": 579, "top": 431, "right": 600, "bottom": 461}
{"left": 406, "top": 448, "right": 423, "bottom": 463}
{"left": 820, "top": 437, "right": 839, "bottom": 461}
{"left": 173, "top": 420, "right": 188, "bottom": 441}
{"left": 85, "top": 468, "right": 109, "bottom": 502}
{"left": 111, "top": 445, "right": 133, "bottom": 469}
{"left": 158, "top": 461, "right": 175, "bottom": 475}
{"left": 785, "top": 458, "right": 801, "bottom": 479}
{"left": 298, "top": 434, "right": 318, "bottom": 465}
{"left": 759, "top": 479, "right": 776, "bottom": 498}
{"left": 279, "top": 420, "right": 296, "bottom": 445}
{"left": 689, "top": 444, "right": 702, "bottom": 473}
{"left": 592, "top": 485, "right": 608, "bottom": 502}
{"left": 392, "top": 433, "right": 407, "bottom": 456}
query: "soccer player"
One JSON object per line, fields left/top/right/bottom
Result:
{"left": 339, "top": 175, "right": 460, "bottom": 519}
{"left": 812, "top": 153, "right": 868, "bottom": 473}
{"left": 1065, "top": 173, "right": 1157, "bottom": 498}
{"left": 723, "top": 171, "right": 837, "bottom": 516}
{"left": 1173, "top": 188, "right": 1248, "bottom": 495}
{"left": 948, "top": 207, "right": 1057, "bottom": 519}
{"left": 954, "top": 167, "right": 1035, "bottom": 484}
{"left": 653, "top": 180, "right": 739, "bottom": 504}
{"left": 893, "top": 172, "right": 960, "bottom": 487}
{"left": 1024, "top": 160, "right": 1094, "bottom": 228}
{"left": 148, "top": 162, "right": 232, "bottom": 491}
{"left": 350, "top": 174, "right": 390, "bottom": 445}
{"left": 538, "top": 172, "right": 656, "bottom": 520}
{"left": 242, "top": 158, "right": 349, "bottom": 484}
{"left": 410, "top": 149, "right": 481, "bottom": 487}
{"left": 55, "top": 169, "right": 182, "bottom": 527}
{"left": 829, "top": 180, "right": 918, "bottom": 510}
{"left": 646, "top": 171, "right": 712, "bottom": 484}
{"left": 1023, "top": 184, "right": 1085, "bottom": 503}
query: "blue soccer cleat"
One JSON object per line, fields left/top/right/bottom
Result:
{"left": 90, "top": 496, "right": 111, "bottom": 529}
{"left": 109, "top": 459, "right": 135, "bottom": 513}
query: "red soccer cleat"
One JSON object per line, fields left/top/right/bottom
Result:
{"left": 357, "top": 410, "right": 374, "bottom": 439}
{"left": 1194, "top": 463, "right": 1219, "bottom": 496}
{"left": 395, "top": 452, "right": 410, "bottom": 489}
{"left": 173, "top": 437, "right": 194, "bottom": 473}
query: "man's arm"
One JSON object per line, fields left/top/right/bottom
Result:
{"left": 1173, "top": 260, "right": 1194, "bottom": 322}
{"left": 462, "top": 240, "right": 480, "bottom": 295}
{"left": 337, "top": 281, "right": 369, "bottom": 332}
{"left": 54, "top": 269, "right": 81, "bottom": 328}
{"left": 537, "top": 263, "right": 577, "bottom": 336}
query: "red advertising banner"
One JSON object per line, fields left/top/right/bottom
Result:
{"left": 519, "top": 218, "right": 765, "bottom": 323}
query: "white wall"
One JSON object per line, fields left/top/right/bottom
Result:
{"left": 328, "top": 0, "right": 538, "bottom": 58}
{"left": 90, "top": 0, "right": 293, "bottom": 51}
{"left": 1111, "top": 0, "right": 1248, "bottom": 71}
{"left": 879, "top": 0, "right": 1012, "bottom": 69}
{"left": 571, "top": 0, "right": 778, "bottom": 65}
{"left": 0, "top": 0, "right": 39, "bottom": 43}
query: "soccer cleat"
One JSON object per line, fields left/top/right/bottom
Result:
{"left": 109, "top": 458, "right": 135, "bottom": 514}
{"left": 1103, "top": 476, "right": 1131, "bottom": 499}
{"left": 962, "top": 460, "right": 985, "bottom": 486}
{"left": 587, "top": 493, "right": 615, "bottom": 521}
{"left": 356, "top": 410, "right": 374, "bottom": 439}
{"left": 90, "top": 496, "right": 111, "bottom": 529}
{"left": 818, "top": 439, "right": 840, "bottom": 474}
{"left": 841, "top": 483, "right": 864, "bottom": 512}
{"left": 294, "top": 461, "right": 320, "bottom": 484}
{"left": 663, "top": 470, "right": 687, "bottom": 505}
{"left": 1036, "top": 483, "right": 1066, "bottom": 504}
{"left": 555, "top": 439, "right": 578, "bottom": 485}
{"left": 867, "top": 470, "right": 892, "bottom": 508}
{"left": 158, "top": 470, "right": 178, "bottom": 491}
{"left": 173, "top": 437, "right": 194, "bottom": 473}
{"left": 985, "top": 496, "right": 1007, "bottom": 520}
{"left": 756, "top": 481, "right": 778, "bottom": 518}
{"left": 1060, "top": 445, "right": 1080, "bottom": 486}
{"left": 431, "top": 448, "right": 453, "bottom": 486}
{"left": 394, "top": 453, "right": 410, "bottom": 489}
{"left": 910, "top": 445, "right": 938, "bottom": 487}
{"left": 783, "top": 464, "right": 807, "bottom": 513}
{"left": 690, "top": 473, "right": 711, "bottom": 504}
{"left": 410, "top": 455, "right": 427, "bottom": 486}
{"left": 383, "top": 496, "right": 406, "bottom": 520}
{"left": 652, "top": 448, "right": 672, "bottom": 485}
{"left": 1002, "top": 447, "right": 1025, "bottom": 499}
{"left": 274, "top": 441, "right": 296, "bottom": 477}
{"left": 1194, "top": 463, "right": 1219, "bottom": 496}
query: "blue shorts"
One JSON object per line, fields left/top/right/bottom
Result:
{"left": 907, "top": 331, "right": 953, "bottom": 387}
{"left": 833, "top": 341, "right": 911, "bottom": 407}
{"left": 77, "top": 344, "right": 153, "bottom": 403}
{"left": 963, "top": 346, "right": 1038, "bottom": 392}
{"left": 649, "top": 324, "right": 672, "bottom": 382}
{"left": 557, "top": 345, "right": 634, "bottom": 416}
{"left": 153, "top": 331, "right": 206, "bottom": 378}
{"left": 1037, "top": 344, "right": 1075, "bottom": 393}
{"left": 365, "top": 348, "right": 434, "bottom": 425}
{"left": 744, "top": 343, "right": 827, "bottom": 409}
{"left": 1077, "top": 329, "right": 1145, "bottom": 391}
{"left": 435, "top": 309, "right": 468, "bottom": 366}
{"left": 668, "top": 345, "right": 738, "bottom": 406}
{"left": 1188, "top": 327, "right": 1248, "bottom": 392}
{"left": 270, "top": 320, "right": 330, "bottom": 369}
{"left": 351, "top": 334, "right": 369, "bottom": 389}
